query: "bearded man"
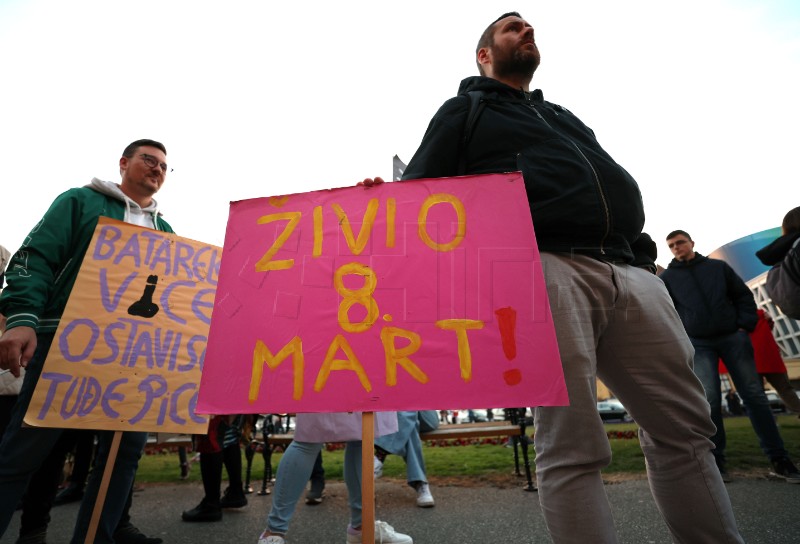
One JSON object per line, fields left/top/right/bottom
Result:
{"left": 398, "top": 12, "right": 745, "bottom": 544}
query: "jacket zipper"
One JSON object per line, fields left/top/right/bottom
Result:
{"left": 526, "top": 100, "right": 611, "bottom": 254}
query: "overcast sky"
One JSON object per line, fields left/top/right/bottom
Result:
{"left": 1, "top": 0, "right": 798, "bottom": 268}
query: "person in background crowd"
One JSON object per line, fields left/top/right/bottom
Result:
{"left": 182, "top": 415, "right": 248, "bottom": 522}
{"left": 725, "top": 390, "right": 744, "bottom": 416}
{"left": 756, "top": 206, "right": 800, "bottom": 320}
{"left": 178, "top": 445, "right": 191, "bottom": 480}
{"left": 720, "top": 310, "right": 800, "bottom": 415}
{"left": 374, "top": 411, "right": 438, "bottom": 508}
{"left": 257, "top": 412, "right": 411, "bottom": 544}
{"left": 305, "top": 451, "right": 325, "bottom": 505}
{"left": 54, "top": 430, "right": 96, "bottom": 505}
{"left": 661, "top": 230, "right": 800, "bottom": 484}
{"left": 0, "top": 243, "right": 15, "bottom": 433}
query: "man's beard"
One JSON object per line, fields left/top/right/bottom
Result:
{"left": 492, "top": 45, "right": 540, "bottom": 82}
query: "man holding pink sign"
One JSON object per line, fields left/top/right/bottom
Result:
{"left": 397, "top": 11, "right": 745, "bottom": 544}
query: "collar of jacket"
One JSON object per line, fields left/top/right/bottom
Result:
{"left": 668, "top": 252, "right": 708, "bottom": 269}
{"left": 458, "top": 75, "right": 544, "bottom": 103}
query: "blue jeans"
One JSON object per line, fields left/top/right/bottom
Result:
{"left": 267, "top": 440, "right": 363, "bottom": 534}
{"left": 691, "top": 330, "right": 787, "bottom": 464}
{"left": 374, "top": 411, "right": 438, "bottom": 486}
{"left": 0, "top": 334, "right": 148, "bottom": 543}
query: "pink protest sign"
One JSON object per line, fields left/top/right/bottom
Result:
{"left": 198, "top": 173, "right": 567, "bottom": 414}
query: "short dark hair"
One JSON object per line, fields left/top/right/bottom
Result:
{"left": 476, "top": 12, "right": 522, "bottom": 76}
{"left": 782, "top": 206, "right": 800, "bottom": 235}
{"left": 122, "top": 139, "right": 167, "bottom": 158}
{"left": 666, "top": 230, "right": 692, "bottom": 241}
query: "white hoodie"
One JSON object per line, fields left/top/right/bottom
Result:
{"left": 87, "top": 177, "right": 161, "bottom": 229}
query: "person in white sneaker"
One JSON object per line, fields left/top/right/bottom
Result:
{"left": 257, "top": 412, "right": 413, "bottom": 544}
{"left": 373, "top": 411, "right": 437, "bottom": 507}
{"left": 346, "top": 520, "right": 412, "bottom": 544}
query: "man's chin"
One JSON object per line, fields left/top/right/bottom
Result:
{"left": 501, "top": 52, "right": 539, "bottom": 78}
{"left": 496, "top": 63, "right": 538, "bottom": 82}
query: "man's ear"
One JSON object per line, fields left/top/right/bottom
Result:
{"left": 477, "top": 47, "right": 492, "bottom": 72}
{"left": 119, "top": 156, "right": 129, "bottom": 176}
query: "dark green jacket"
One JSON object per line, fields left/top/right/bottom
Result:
{"left": 0, "top": 186, "right": 173, "bottom": 333}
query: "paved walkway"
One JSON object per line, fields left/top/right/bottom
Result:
{"left": 4, "top": 476, "right": 799, "bottom": 543}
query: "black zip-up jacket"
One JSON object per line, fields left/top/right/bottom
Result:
{"left": 403, "top": 76, "right": 653, "bottom": 267}
{"left": 659, "top": 253, "right": 758, "bottom": 338}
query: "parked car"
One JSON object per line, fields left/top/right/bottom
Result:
{"left": 452, "top": 409, "right": 496, "bottom": 424}
{"left": 597, "top": 398, "right": 629, "bottom": 421}
{"left": 453, "top": 409, "right": 487, "bottom": 423}
{"left": 765, "top": 390, "right": 787, "bottom": 413}
{"left": 451, "top": 408, "right": 530, "bottom": 424}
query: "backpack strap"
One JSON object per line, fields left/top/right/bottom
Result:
{"left": 457, "top": 90, "right": 487, "bottom": 176}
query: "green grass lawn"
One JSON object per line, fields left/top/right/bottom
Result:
{"left": 135, "top": 415, "right": 800, "bottom": 485}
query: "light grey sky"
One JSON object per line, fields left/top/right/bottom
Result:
{"left": 1, "top": 0, "right": 798, "bottom": 268}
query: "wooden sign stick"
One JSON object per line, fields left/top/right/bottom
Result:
{"left": 361, "top": 412, "right": 375, "bottom": 544}
{"left": 84, "top": 430, "right": 122, "bottom": 544}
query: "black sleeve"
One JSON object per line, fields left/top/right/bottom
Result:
{"left": 630, "top": 232, "right": 657, "bottom": 273}
{"left": 402, "top": 96, "right": 469, "bottom": 181}
{"left": 724, "top": 262, "right": 758, "bottom": 331}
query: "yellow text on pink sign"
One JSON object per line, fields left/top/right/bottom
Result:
{"left": 199, "top": 173, "right": 567, "bottom": 414}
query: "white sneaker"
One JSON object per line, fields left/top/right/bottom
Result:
{"left": 258, "top": 535, "right": 285, "bottom": 544}
{"left": 415, "top": 482, "right": 435, "bottom": 507}
{"left": 373, "top": 456, "right": 383, "bottom": 479}
{"left": 345, "top": 521, "right": 413, "bottom": 543}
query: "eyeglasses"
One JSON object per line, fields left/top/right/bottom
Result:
{"left": 139, "top": 153, "right": 172, "bottom": 173}
{"left": 668, "top": 240, "right": 689, "bottom": 249}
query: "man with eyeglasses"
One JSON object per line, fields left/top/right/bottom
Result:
{"left": 0, "top": 139, "right": 173, "bottom": 544}
{"left": 660, "top": 230, "right": 800, "bottom": 485}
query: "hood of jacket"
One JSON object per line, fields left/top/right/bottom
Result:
{"left": 667, "top": 253, "right": 708, "bottom": 270}
{"left": 459, "top": 75, "right": 520, "bottom": 93}
{"left": 87, "top": 178, "right": 161, "bottom": 228}
{"left": 458, "top": 76, "right": 549, "bottom": 103}
{"left": 756, "top": 232, "right": 800, "bottom": 266}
